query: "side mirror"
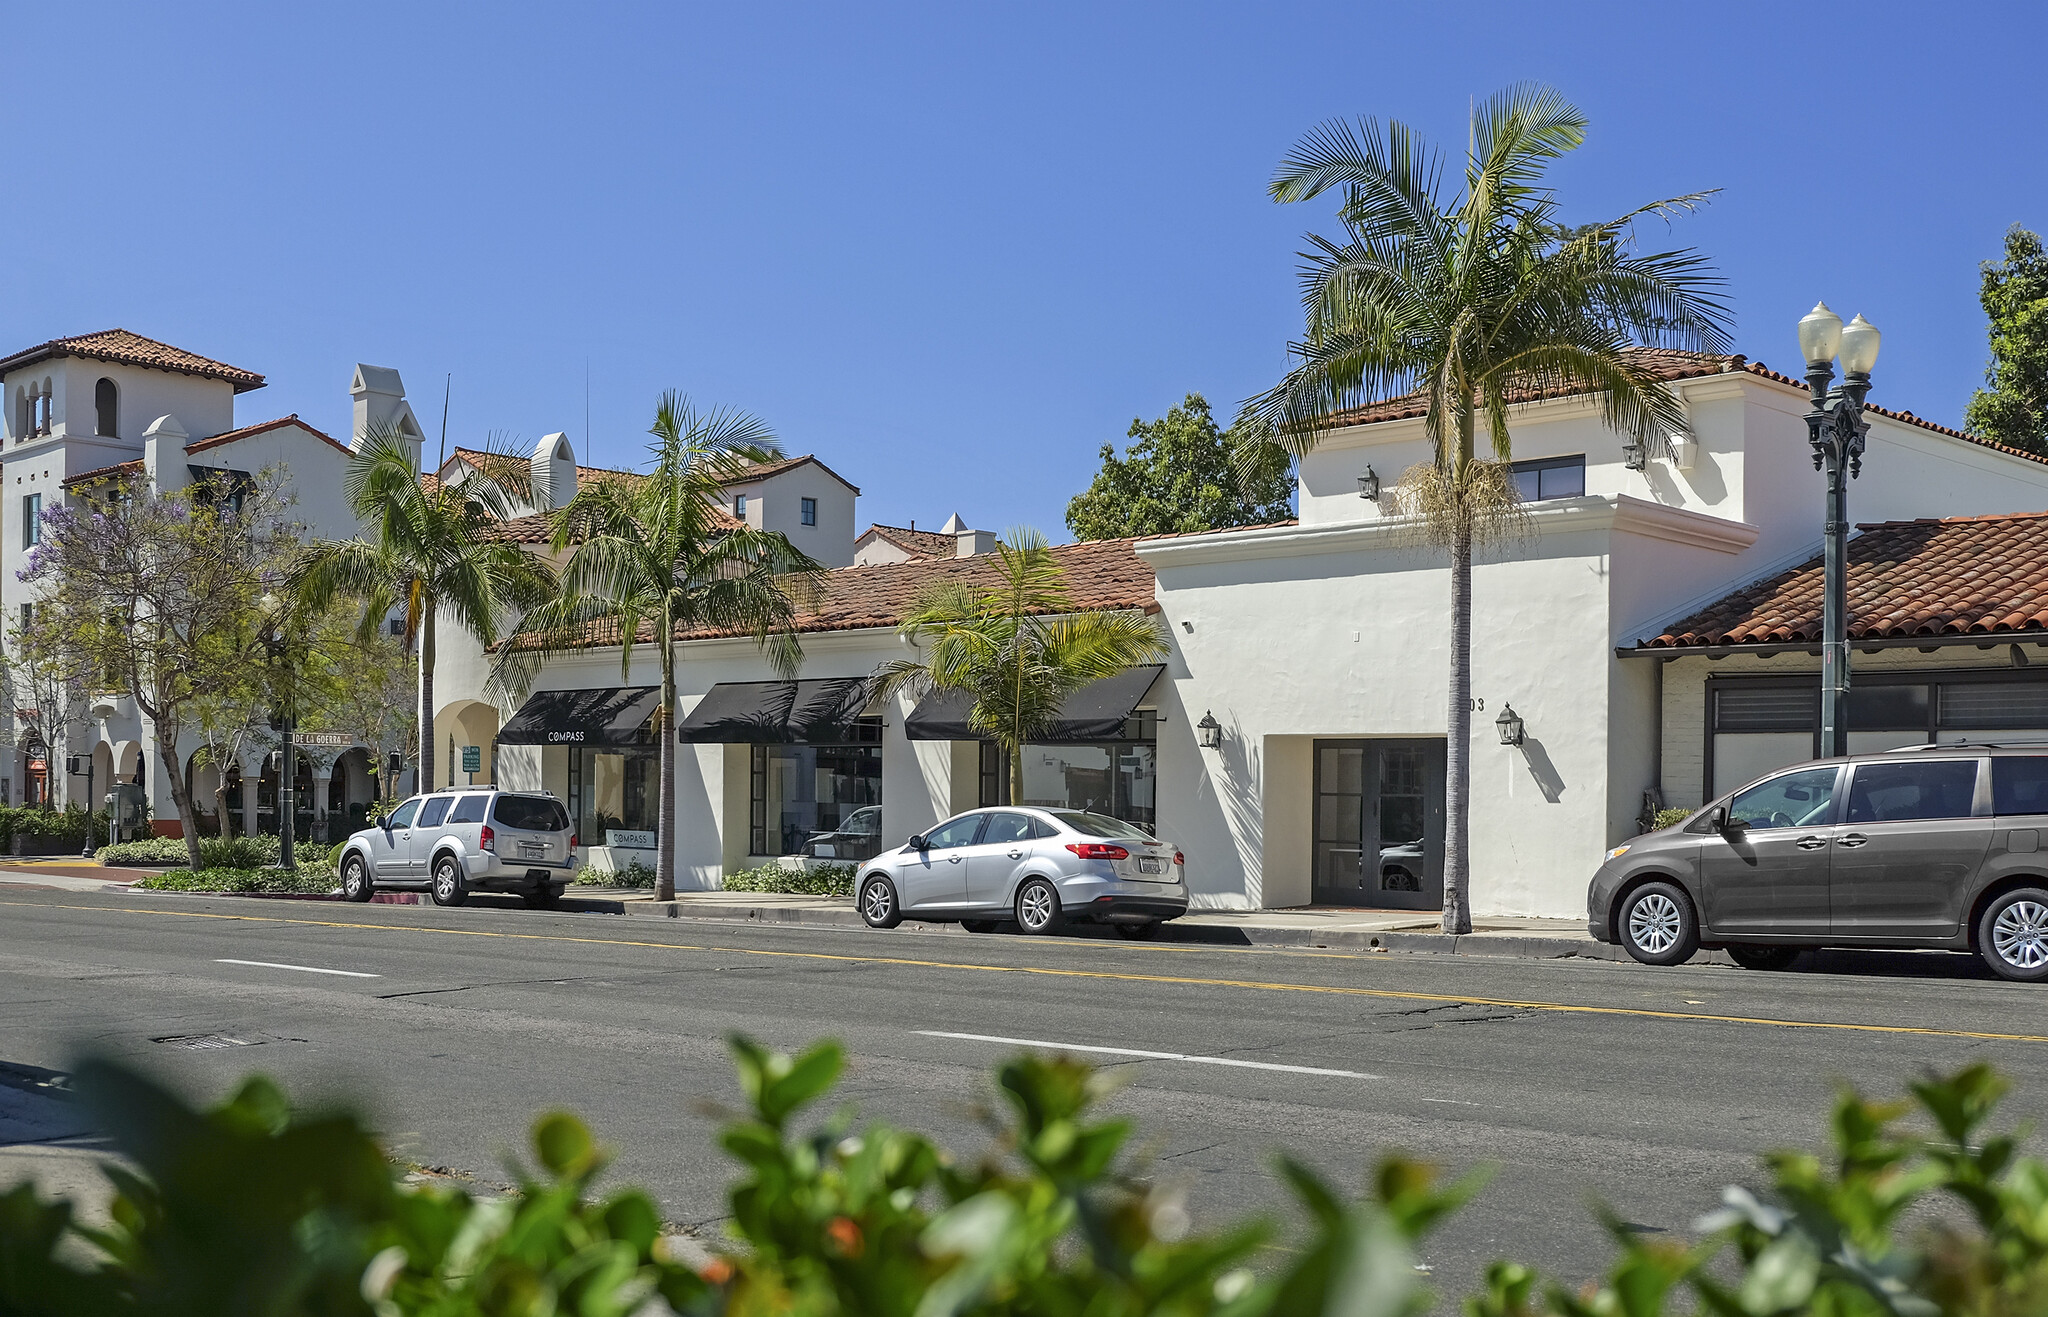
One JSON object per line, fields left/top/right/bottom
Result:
{"left": 1706, "top": 805, "right": 1730, "bottom": 832}
{"left": 907, "top": 833, "right": 928, "bottom": 850}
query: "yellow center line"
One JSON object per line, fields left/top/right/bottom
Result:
{"left": 7, "top": 899, "right": 2047, "bottom": 1044}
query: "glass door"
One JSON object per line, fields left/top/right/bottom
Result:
{"left": 1312, "top": 739, "right": 1446, "bottom": 909}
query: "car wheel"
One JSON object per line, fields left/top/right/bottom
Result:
{"left": 1015, "top": 879, "right": 1063, "bottom": 935}
{"left": 961, "top": 919, "right": 1000, "bottom": 934}
{"left": 522, "top": 885, "right": 561, "bottom": 910}
{"left": 1617, "top": 881, "right": 1699, "bottom": 966}
{"left": 1726, "top": 944, "right": 1804, "bottom": 972}
{"left": 339, "top": 855, "right": 374, "bottom": 903}
{"left": 1114, "top": 920, "right": 1161, "bottom": 940}
{"left": 430, "top": 856, "right": 468, "bottom": 907}
{"left": 1978, "top": 887, "right": 2048, "bottom": 982}
{"left": 859, "top": 876, "right": 902, "bottom": 929}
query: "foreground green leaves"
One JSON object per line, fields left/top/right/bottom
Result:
{"left": 5, "top": 1044, "right": 2048, "bottom": 1315}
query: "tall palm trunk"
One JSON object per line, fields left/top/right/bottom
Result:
{"left": 1009, "top": 741, "right": 1024, "bottom": 807}
{"left": 1442, "top": 519, "right": 1473, "bottom": 935}
{"left": 656, "top": 659, "right": 677, "bottom": 902}
{"left": 417, "top": 595, "right": 436, "bottom": 797}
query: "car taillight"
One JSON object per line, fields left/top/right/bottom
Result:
{"left": 1174, "top": 851, "right": 1184, "bottom": 867}
{"left": 569, "top": 833, "right": 578, "bottom": 852}
{"left": 1065, "top": 842, "right": 1128, "bottom": 860}
{"left": 480, "top": 825, "right": 495, "bottom": 853}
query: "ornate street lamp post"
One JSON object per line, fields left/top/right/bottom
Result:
{"left": 1798, "top": 302, "right": 1882, "bottom": 758}
{"left": 259, "top": 592, "right": 298, "bottom": 871}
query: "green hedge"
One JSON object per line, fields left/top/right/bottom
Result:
{"left": 130, "top": 866, "right": 336, "bottom": 895}
{"left": 722, "top": 861, "right": 857, "bottom": 896}
{"left": 100, "top": 835, "right": 339, "bottom": 872}
{"left": 4, "top": 1045, "right": 2046, "bottom": 1315}
{"left": 0, "top": 804, "right": 111, "bottom": 849}
{"left": 572, "top": 859, "right": 656, "bottom": 888}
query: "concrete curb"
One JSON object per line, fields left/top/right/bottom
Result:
{"left": 608, "top": 897, "right": 1735, "bottom": 963}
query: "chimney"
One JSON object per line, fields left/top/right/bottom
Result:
{"left": 532, "top": 432, "right": 576, "bottom": 510}
{"left": 941, "top": 512, "right": 995, "bottom": 558}
{"left": 350, "top": 364, "right": 425, "bottom": 468}
{"left": 142, "top": 415, "right": 189, "bottom": 493}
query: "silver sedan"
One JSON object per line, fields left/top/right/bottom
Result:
{"left": 855, "top": 807, "right": 1186, "bottom": 939}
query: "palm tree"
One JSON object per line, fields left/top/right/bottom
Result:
{"left": 494, "top": 393, "right": 825, "bottom": 902}
{"left": 1246, "top": 84, "right": 1730, "bottom": 934}
{"left": 874, "top": 529, "right": 1168, "bottom": 805}
{"left": 291, "top": 425, "right": 558, "bottom": 797}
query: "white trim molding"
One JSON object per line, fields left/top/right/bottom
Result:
{"left": 1136, "top": 494, "right": 1759, "bottom": 568}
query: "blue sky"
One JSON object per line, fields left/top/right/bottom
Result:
{"left": 5, "top": 2, "right": 2044, "bottom": 539}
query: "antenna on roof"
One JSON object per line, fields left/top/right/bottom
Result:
{"left": 584, "top": 357, "right": 591, "bottom": 458}
{"left": 437, "top": 373, "right": 450, "bottom": 476}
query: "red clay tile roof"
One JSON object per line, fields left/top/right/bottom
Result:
{"left": 857, "top": 523, "right": 958, "bottom": 560}
{"left": 182, "top": 414, "right": 351, "bottom": 457}
{"left": 61, "top": 459, "right": 144, "bottom": 487}
{"left": 1320, "top": 349, "right": 2048, "bottom": 468}
{"left": 475, "top": 503, "right": 745, "bottom": 545}
{"left": 448, "top": 448, "right": 857, "bottom": 493}
{"left": 1642, "top": 512, "right": 2048, "bottom": 649}
{"left": 671, "top": 535, "right": 1156, "bottom": 642}
{"left": 0, "top": 329, "right": 266, "bottom": 393}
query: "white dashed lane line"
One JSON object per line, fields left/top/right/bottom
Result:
{"left": 216, "top": 958, "right": 381, "bottom": 979}
{"left": 916, "top": 1030, "right": 1377, "bottom": 1079}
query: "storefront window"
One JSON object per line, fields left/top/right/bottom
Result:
{"left": 979, "top": 713, "right": 1158, "bottom": 828}
{"left": 569, "top": 748, "right": 660, "bottom": 841}
{"left": 750, "top": 719, "right": 883, "bottom": 858}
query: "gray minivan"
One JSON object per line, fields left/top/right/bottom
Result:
{"left": 1589, "top": 746, "right": 2048, "bottom": 980}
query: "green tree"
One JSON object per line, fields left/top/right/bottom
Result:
{"left": 495, "top": 393, "right": 825, "bottom": 902}
{"left": 1245, "top": 85, "right": 1729, "bottom": 933}
{"left": 21, "top": 470, "right": 301, "bottom": 868}
{"left": 874, "top": 528, "right": 1168, "bottom": 806}
{"left": 1965, "top": 224, "right": 2048, "bottom": 456}
{"left": 1065, "top": 394, "right": 1295, "bottom": 541}
{"left": 290, "top": 427, "right": 558, "bottom": 798}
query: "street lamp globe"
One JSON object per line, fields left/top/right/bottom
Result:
{"left": 1798, "top": 301, "right": 1844, "bottom": 367}
{"left": 1839, "top": 314, "right": 1882, "bottom": 376}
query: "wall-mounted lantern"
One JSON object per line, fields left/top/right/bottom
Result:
{"left": 1357, "top": 466, "right": 1380, "bottom": 500}
{"left": 1196, "top": 710, "right": 1223, "bottom": 750}
{"left": 1620, "top": 436, "right": 1648, "bottom": 471}
{"left": 1495, "top": 703, "right": 1525, "bottom": 746}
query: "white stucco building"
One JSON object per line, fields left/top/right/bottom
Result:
{"left": 0, "top": 329, "right": 435, "bottom": 838}
{"left": 435, "top": 349, "right": 2048, "bottom": 917}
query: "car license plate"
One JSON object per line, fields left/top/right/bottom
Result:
{"left": 1137, "top": 857, "right": 1164, "bottom": 875}
{"left": 519, "top": 841, "right": 545, "bottom": 856}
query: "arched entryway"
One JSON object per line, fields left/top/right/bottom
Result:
{"left": 326, "top": 747, "right": 378, "bottom": 841}
{"left": 433, "top": 700, "right": 502, "bottom": 790}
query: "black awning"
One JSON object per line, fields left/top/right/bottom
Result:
{"left": 675, "top": 677, "right": 873, "bottom": 744}
{"left": 904, "top": 665, "right": 1165, "bottom": 742}
{"left": 497, "top": 686, "right": 660, "bottom": 746}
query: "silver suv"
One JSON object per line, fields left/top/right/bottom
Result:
{"left": 1590, "top": 745, "right": 2048, "bottom": 980}
{"left": 336, "top": 788, "right": 576, "bottom": 909}
{"left": 854, "top": 807, "right": 1186, "bottom": 939}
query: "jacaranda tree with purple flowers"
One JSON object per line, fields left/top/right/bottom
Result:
{"left": 19, "top": 468, "right": 300, "bottom": 868}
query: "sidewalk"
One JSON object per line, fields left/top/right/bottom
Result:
{"left": 568, "top": 888, "right": 1674, "bottom": 963}
{"left": 3, "top": 861, "right": 1710, "bottom": 964}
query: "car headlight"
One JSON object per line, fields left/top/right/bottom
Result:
{"left": 1607, "top": 844, "right": 1631, "bottom": 860}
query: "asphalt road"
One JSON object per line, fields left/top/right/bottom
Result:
{"left": 4, "top": 887, "right": 2048, "bottom": 1300}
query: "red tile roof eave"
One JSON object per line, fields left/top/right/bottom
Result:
{"left": 0, "top": 329, "right": 266, "bottom": 393}
{"left": 182, "top": 414, "right": 352, "bottom": 457}
{"left": 1637, "top": 509, "right": 2048, "bottom": 653}
{"left": 61, "top": 459, "right": 145, "bottom": 487}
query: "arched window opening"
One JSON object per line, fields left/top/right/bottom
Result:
{"left": 12, "top": 388, "right": 24, "bottom": 442}
{"left": 555, "top": 439, "right": 571, "bottom": 461}
{"left": 33, "top": 379, "right": 52, "bottom": 436}
{"left": 94, "top": 378, "right": 117, "bottom": 437}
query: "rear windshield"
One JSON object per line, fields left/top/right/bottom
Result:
{"left": 1051, "top": 811, "right": 1153, "bottom": 841}
{"left": 491, "top": 794, "right": 569, "bottom": 831}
